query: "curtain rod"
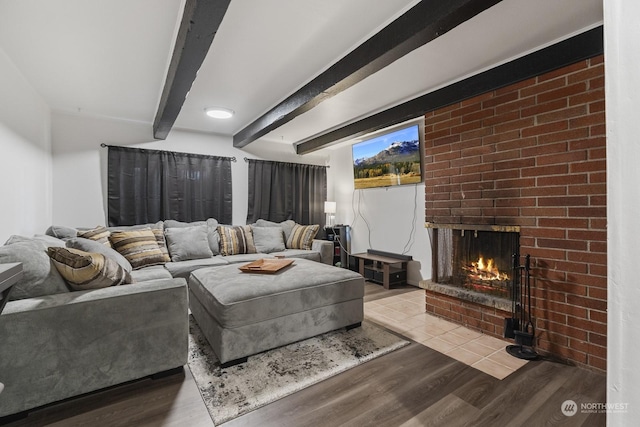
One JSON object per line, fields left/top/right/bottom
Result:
{"left": 100, "top": 143, "right": 237, "bottom": 162}
{"left": 243, "top": 157, "right": 329, "bottom": 168}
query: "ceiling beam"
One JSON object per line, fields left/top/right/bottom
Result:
{"left": 153, "top": 0, "right": 231, "bottom": 140}
{"left": 233, "top": 0, "right": 503, "bottom": 148}
{"left": 295, "top": 26, "right": 604, "bottom": 155}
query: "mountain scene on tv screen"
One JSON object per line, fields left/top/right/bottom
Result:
{"left": 353, "top": 135, "right": 421, "bottom": 189}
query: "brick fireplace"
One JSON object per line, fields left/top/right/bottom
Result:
{"left": 420, "top": 55, "right": 606, "bottom": 371}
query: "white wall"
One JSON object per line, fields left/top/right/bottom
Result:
{"left": 51, "top": 112, "right": 329, "bottom": 227}
{"left": 605, "top": 0, "right": 640, "bottom": 424}
{"left": 0, "top": 47, "right": 52, "bottom": 243}
{"left": 329, "top": 143, "right": 431, "bottom": 286}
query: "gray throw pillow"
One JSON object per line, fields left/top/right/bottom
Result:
{"left": 254, "top": 219, "right": 296, "bottom": 242}
{"left": 45, "top": 225, "right": 78, "bottom": 240}
{"left": 4, "top": 234, "right": 66, "bottom": 248}
{"left": 164, "top": 225, "right": 213, "bottom": 262}
{"left": 252, "top": 226, "right": 286, "bottom": 253}
{"left": 206, "top": 218, "right": 220, "bottom": 255}
{"left": 66, "top": 237, "right": 133, "bottom": 273}
{"left": 0, "top": 240, "right": 70, "bottom": 300}
{"left": 164, "top": 219, "right": 206, "bottom": 228}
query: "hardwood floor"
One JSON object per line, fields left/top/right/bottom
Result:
{"left": 2, "top": 285, "right": 606, "bottom": 427}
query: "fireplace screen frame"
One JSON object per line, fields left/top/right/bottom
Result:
{"left": 429, "top": 224, "right": 520, "bottom": 300}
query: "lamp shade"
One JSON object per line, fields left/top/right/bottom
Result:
{"left": 324, "top": 201, "right": 336, "bottom": 214}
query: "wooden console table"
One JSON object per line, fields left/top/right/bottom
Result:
{"left": 352, "top": 250, "right": 411, "bottom": 289}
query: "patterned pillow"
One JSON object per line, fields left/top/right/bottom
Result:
{"left": 77, "top": 226, "right": 111, "bottom": 247}
{"left": 109, "top": 229, "right": 168, "bottom": 270}
{"left": 150, "top": 228, "right": 171, "bottom": 263}
{"left": 286, "top": 224, "right": 319, "bottom": 250}
{"left": 48, "top": 247, "right": 132, "bottom": 291}
{"left": 217, "top": 225, "right": 256, "bottom": 256}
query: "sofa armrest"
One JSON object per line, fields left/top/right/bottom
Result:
{"left": 312, "top": 239, "right": 334, "bottom": 265}
{"left": 0, "top": 278, "right": 188, "bottom": 417}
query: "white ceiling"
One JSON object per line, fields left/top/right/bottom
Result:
{"left": 0, "top": 0, "right": 603, "bottom": 152}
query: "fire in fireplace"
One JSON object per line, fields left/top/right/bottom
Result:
{"left": 432, "top": 226, "right": 519, "bottom": 299}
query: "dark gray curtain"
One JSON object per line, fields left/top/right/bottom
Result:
{"left": 107, "top": 146, "right": 232, "bottom": 226}
{"left": 246, "top": 159, "right": 327, "bottom": 226}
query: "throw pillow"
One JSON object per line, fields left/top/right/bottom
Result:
{"left": 286, "top": 224, "right": 319, "bottom": 250}
{"left": 108, "top": 229, "right": 168, "bottom": 270}
{"left": 77, "top": 226, "right": 111, "bottom": 247}
{"left": 0, "top": 239, "right": 70, "bottom": 300}
{"left": 164, "top": 219, "right": 207, "bottom": 228}
{"left": 254, "top": 219, "right": 296, "bottom": 242}
{"left": 252, "top": 226, "right": 286, "bottom": 253}
{"left": 45, "top": 224, "right": 78, "bottom": 240}
{"left": 217, "top": 225, "right": 256, "bottom": 256}
{"left": 48, "top": 247, "right": 132, "bottom": 291}
{"left": 4, "top": 234, "right": 66, "bottom": 248}
{"left": 164, "top": 225, "right": 213, "bottom": 262}
{"left": 150, "top": 228, "right": 172, "bottom": 263}
{"left": 66, "top": 237, "right": 133, "bottom": 273}
{"left": 206, "top": 218, "right": 220, "bottom": 255}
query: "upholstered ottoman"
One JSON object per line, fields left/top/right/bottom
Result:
{"left": 188, "top": 258, "right": 364, "bottom": 365}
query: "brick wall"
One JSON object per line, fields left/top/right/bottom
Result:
{"left": 423, "top": 55, "right": 606, "bottom": 371}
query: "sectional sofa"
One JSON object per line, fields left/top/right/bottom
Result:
{"left": 0, "top": 218, "right": 336, "bottom": 419}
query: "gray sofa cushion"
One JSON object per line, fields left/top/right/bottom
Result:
{"left": 129, "top": 265, "right": 173, "bottom": 282}
{"left": 221, "top": 253, "right": 272, "bottom": 264}
{"left": 252, "top": 226, "right": 286, "bottom": 253}
{"left": 270, "top": 248, "right": 321, "bottom": 262}
{"left": 189, "top": 258, "right": 364, "bottom": 328}
{"left": 164, "top": 225, "right": 213, "bottom": 262}
{"left": 164, "top": 257, "right": 229, "bottom": 279}
{"left": 0, "top": 239, "right": 69, "bottom": 300}
{"left": 66, "top": 237, "right": 133, "bottom": 273}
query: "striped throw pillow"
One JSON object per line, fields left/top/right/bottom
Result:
{"left": 78, "top": 226, "right": 111, "bottom": 247}
{"left": 109, "top": 229, "right": 168, "bottom": 270}
{"left": 48, "top": 247, "right": 132, "bottom": 291}
{"left": 286, "top": 224, "right": 319, "bottom": 250}
{"left": 217, "top": 225, "right": 256, "bottom": 256}
{"left": 151, "top": 227, "right": 171, "bottom": 263}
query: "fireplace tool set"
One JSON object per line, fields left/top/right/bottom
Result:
{"left": 505, "top": 254, "right": 538, "bottom": 360}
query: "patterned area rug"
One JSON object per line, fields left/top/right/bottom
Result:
{"left": 187, "top": 316, "right": 410, "bottom": 425}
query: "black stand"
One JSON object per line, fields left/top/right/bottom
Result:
{"left": 506, "top": 254, "right": 538, "bottom": 360}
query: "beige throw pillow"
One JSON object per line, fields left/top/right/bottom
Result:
{"left": 48, "top": 247, "right": 132, "bottom": 290}
{"left": 217, "top": 225, "right": 256, "bottom": 256}
{"left": 286, "top": 224, "right": 319, "bottom": 250}
{"left": 109, "top": 229, "right": 168, "bottom": 270}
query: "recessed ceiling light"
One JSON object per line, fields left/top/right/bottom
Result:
{"left": 205, "top": 107, "right": 234, "bottom": 119}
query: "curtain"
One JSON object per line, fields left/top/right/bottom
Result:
{"left": 246, "top": 159, "right": 327, "bottom": 226}
{"left": 107, "top": 146, "right": 232, "bottom": 226}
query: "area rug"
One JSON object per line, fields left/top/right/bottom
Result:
{"left": 187, "top": 316, "right": 410, "bottom": 425}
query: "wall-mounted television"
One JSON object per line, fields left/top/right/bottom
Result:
{"left": 352, "top": 124, "right": 422, "bottom": 189}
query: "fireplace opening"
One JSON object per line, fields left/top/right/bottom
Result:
{"left": 433, "top": 227, "right": 519, "bottom": 300}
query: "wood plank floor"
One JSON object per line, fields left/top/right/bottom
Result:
{"left": 2, "top": 285, "right": 606, "bottom": 427}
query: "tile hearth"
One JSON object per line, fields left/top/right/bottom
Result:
{"left": 363, "top": 283, "right": 528, "bottom": 379}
